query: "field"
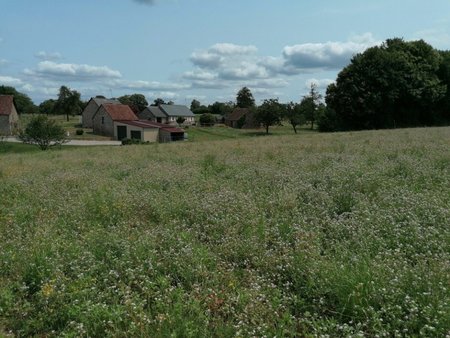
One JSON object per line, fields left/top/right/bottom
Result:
{"left": 0, "top": 127, "right": 449, "bottom": 336}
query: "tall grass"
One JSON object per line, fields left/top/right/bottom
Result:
{"left": 0, "top": 127, "right": 449, "bottom": 336}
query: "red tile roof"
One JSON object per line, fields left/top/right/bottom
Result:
{"left": 0, "top": 95, "right": 14, "bottom": 116}
{"left": 102, "top": 103, "right": 138, "bottom": 121}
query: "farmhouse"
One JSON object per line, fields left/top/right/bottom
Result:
{"left": 91, "top": 103, "right": 185, "bottom": 142}
{"left": 225, "top": 107, "right": 258, "bottom": 129}
{"left": 92, "top": 103, "right": 138, "bottom": 137}
{"left": 138, "top": 104, "right": 195, "bottom": 125}
{"left": 82, "top": 97, "right": 121, "bottom": 128}
{"left": 0, "top": 95, "right": 19, "bottom": 135}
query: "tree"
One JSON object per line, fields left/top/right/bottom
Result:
{"left": 199, "top": 113, "right": 215, "bottom": 126}
{"left": 255, "top": 99, "right": 283, "bottom": 134}
{"left": 236, "top": 87, "right": 255, "bottom": 108}
{"left": 152, "top": 98, "right": 166, "bottom": 106}
{"left": 19, "top": 115, "right": 67, "bottom": 150}
{"left": 38, "top": 99, "right": 56, "bottom": 115}
{"left": 284, "top": 102, "right": 305, "bottom": 133}
{"left": 0, "top": 86, "right": 37, "bottom": 114}
{"left": 53, "top": 86, "right": 82, "bottom": 121}
{"left": 325, "top": 38, "right": 446, "bottom": 131}
{"left": 301, "top": 83, "right": 322, "bottom": 130}
{"left": 118, "top": 94, "right": 148, "bottom": 114}
{"left": 209, "top": 101, "right": 234, "bottom": 116}
{"left": 190, "top": 99, "right": 201, "bottom": 112}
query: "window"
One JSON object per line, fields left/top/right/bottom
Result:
{"left": 130, "top": 130, "right": 142, "bottom": 140}
{"left": 101, "top": 116, "right": 105, "bottom": 124}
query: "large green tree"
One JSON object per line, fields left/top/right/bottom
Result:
{"left": 255, "top": 99, "right": 283, "bottom": 134}
{"left": 0, "top": 86, "right": 37, "bottom": 114}
{"left": 53, "top": 86, "right": 83, "bottom": 121}
{"left": 236, "top": 87, "right": 255, "bottom": 108}
{"left": 118, "top": 94, "right": 148, "bottom": 114}
{"left": 326, "top": 38, "right": 446, "bottom": 130}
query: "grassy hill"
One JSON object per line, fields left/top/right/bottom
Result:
{"left": 1, "top": 127, "right": 449, "bottom": 336}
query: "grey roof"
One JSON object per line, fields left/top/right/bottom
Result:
{"left": 145, "top": 106, "right": 167, "bottom": 118}
{"left": 92, "top": 97, "right": 121, "bottom": 106}
{"left": 160, "top": 104, "right": 195, "bottom": 117}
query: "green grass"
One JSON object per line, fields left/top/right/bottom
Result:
{"left": 0, "top": 127, "right": 449, "bottom": 336}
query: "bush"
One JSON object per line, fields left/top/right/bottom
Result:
{"left": 199, "top": 113, "right": 215, "bottom": 126}
{"left": 18, "top": 115, "right": 67, "bottom": 150}
{"left": 75, "top": 129, "right": 84, "bottom": 135}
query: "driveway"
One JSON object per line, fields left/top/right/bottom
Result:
{"left": 3, "top": 136, "right": 122, "bottom": 146}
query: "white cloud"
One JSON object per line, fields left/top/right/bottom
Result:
{"left": 209, "top": 43, "right": 257, "bottom": 55}
{"left": 190, "top": 51, "right": 223, "bottom": 69}
{"left": 35, "top": 51, "right": 63, "bottom": 61}
{"left": 0, "top": 75, "right": 23, "bottom": 86}
{"left": 305, "top": 78, "right": 335, "bottom": 89}
{"left": 148, "top": 91, "right": 178, "bottom": 100}
{"left": 182, "top": 70, "right": 217, "bottom": 81}
{"left": 219, "top": 62, "right": 269, "bottom": 80}
{"left": 413, "top": 28, "right": 450, "bottom": 49}
{"left": 282, "top": 33, "right": 380, "bottom": 72}
{"left": 26, "top": 61, "right": 122, "bottom": 80}
{"left": 0, "top": 59, "right": 8, "bottom": 66}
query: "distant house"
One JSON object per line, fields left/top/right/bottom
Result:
{"left": 225, "top": 107, "right": 258, "bottom": 129}
{"left": 138, "top": 106, "right": 168, "bottom": 124}
{"left": 82, "top": 97, "right": 121, "bottom": 128}
{"left": 92, "top": 104, "right": 138, "bottom": 137}
{"left": 0, "top": 95, "right": 19, "bottom": 135}
{"left": 138, "top": 104, "right": 195, "bottom": 125}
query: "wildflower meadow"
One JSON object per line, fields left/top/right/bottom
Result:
{"left": 0, "top": 127, "right": 449, "bottom": 336}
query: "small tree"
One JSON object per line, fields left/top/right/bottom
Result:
{"left": 285, "top": 102, "right": 305, "bottom": 133}
{"left": 301, "top": 83, "right": 322, "bottom": 129}
{"left": 255, "top": 99, "right": 283, "bottom": 134}
{"left": 19, "top": 115, "right": 67, "bottom": 150}
{"left": 236, "top": 87, "right": 255, "bottom": 108}
{"left": 53, "top": 86, "right": 82, "bottom": 121}
{"left": 199, "top": 113, "right": 215, "bottom": 126}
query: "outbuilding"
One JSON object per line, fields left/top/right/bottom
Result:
{"left": 82, "top": 97, "right": 121, "bottom": 128}
{"left": 0, "top": 95, "right": 19, "bottom": 135}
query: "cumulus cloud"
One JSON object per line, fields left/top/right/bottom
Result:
{"left": 219, "top": 62, "right": 269, "bottom": 80}
{"left": 182, "top": 70, "right": 217, "bottom": 81}
{"left": 35, "top": 51, "right": 63, "bottom": 61}
{"left": 209, "top": 43, "right": 257, "bottom": 55}
{"left": 25, "top": 61, "right": 122, "bottom": 80}
{"left": 190, "top": 51, "right": 223, "bottom": 69}
{"left": 0, "top": 75, "right": 23, "bottom": 86}
{"left": 282, "top": 33, "right": 380, "bottom": 72}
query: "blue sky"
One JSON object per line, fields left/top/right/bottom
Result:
{"left": 1, "top": 0, "right": 449, "bottom": 105}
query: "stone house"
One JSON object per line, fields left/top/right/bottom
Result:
{"left": 92, "top": 104, "right": 138, "bottom": 137}
{"left": 0, "top": 95, "right": 19, "bottom": 135}
{"left": 82, "top": 97, "right": 121, "bottom": 128}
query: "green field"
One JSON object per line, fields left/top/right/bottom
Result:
{"left": 1, "top": 127, "right": 449, "bottom": 336}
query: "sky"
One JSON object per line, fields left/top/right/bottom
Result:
{"left": 1, "top": 0, "right": 450, "bottom": 106}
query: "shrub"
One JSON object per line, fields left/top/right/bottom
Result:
{"left": 18, "top": 115, "right": 67, "bottom": 150}
{"left": 75, "top": 129, "right": 84, "bottom": 135}
{"left": 199, "top": 113, "right": 215, "bottom": 126}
